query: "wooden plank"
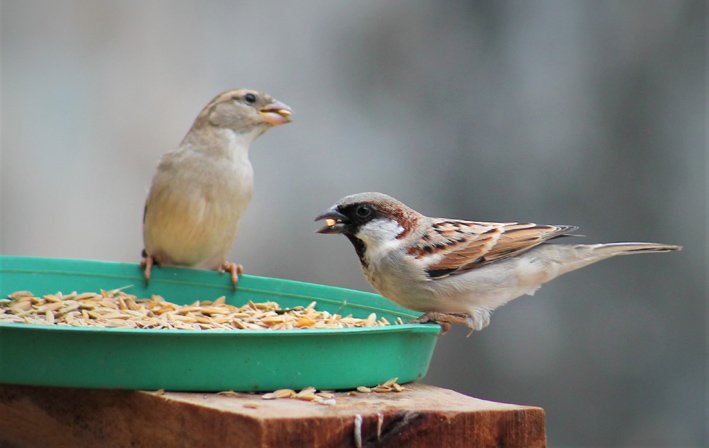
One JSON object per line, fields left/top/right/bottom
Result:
{"left": 0, "top": 383, "right": 545, "bottom": 447}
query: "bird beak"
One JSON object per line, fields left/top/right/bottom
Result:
{"left": 259, "top": 100, "right": 293, "bottom": 126}
{"left": 315, "top": 209, "right": 349, "bottom": 234}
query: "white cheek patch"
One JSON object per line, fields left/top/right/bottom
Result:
{"left": 357, "top": 218, "right": 405, "bottom": 241}
{"left": 356, "top": 219, "right": 406, "bottom": 259}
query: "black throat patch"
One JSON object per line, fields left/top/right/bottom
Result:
{"left": 345, "top": 234, "right": 368, "bottom": 269}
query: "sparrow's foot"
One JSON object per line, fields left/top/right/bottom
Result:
{"left": 409, "top": 310, "right": 490, "bottom": 337}
{"left": 409, "top": 312, "right": 453, "bottom": 335}
{"left": 219, "top": 262, "right": 244, "bottom": 290}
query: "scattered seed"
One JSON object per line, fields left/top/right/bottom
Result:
{"left": 358, "top": 378, "right": 406, "bottom": 394}
{"left": 10, "top": 301, "right": 32, "bottom": 313}
{"left": 295, "top": 391, "right": 318, "bottom": 401}
{"left": 273, "top": 388, "right": 296, "bottom": 398}
{"left": 57, "top": 302, "right": 81, "bottom": 315}
{"left": 9, "top": 291, "right": 33, "bottom": 300}
{"left": 382, "top": 377, "right": 398, "bottom": 388}
{"left": 75, "top": 292, "right": 98, "bottom": 301}
{"left": 317, "top": 392, "right": 335, "bottom": 399}
{"left": 217, "top": 390, "right": 240, "bottom": 397}
{"left": 256, "top": 386, "right": 341, "bottom": 405}
{"left": 294, "top": 386, "right": 318, "bottom": 401}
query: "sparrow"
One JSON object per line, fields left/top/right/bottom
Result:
{"left": 142, "top": 89, "right": 292, "bottom": 287}
{"left": 315, "top": 192, "right": 681, "bottom": 335}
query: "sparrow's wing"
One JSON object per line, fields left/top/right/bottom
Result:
{"left": 407, "top": 219, "right": 579, "bottom": 279}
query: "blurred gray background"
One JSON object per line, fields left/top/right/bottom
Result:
{"left": 1, "top": 0, "right": 705, "bottom": 445}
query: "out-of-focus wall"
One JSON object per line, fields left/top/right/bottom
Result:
{"left": 1, "top": 1, "right": 705, "bottom": 445}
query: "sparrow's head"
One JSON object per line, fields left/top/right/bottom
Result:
{"left": 195, "top": 89, "right": 292, "bottom": 134}
{"left": 315, "top": 192, "right": 422, "bottom": 249}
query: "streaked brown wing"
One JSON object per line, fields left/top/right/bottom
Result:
{"left": 407, "top": 219, "right": 578, "bottom": 279}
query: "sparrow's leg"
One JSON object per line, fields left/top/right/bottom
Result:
{"left": 140, "top": 250, "right": 160, "bottom": 284}
{"left": 219, "top": 262, "right": 244, "bottom": 289}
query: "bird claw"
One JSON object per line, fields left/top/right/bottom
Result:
{"left": 220, "top": 262, "right": 244, "bottom": 290}
{"left": 409, "top": 311, "right": 486, "bottom": 337}
{"left": 409, "top": 312, "right": 454, "bottom": 335}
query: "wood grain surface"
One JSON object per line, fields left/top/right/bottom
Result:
{"left": 0, "top": 383, "right": 545, "bottom": 447}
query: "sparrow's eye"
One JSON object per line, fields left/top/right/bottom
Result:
{"left": 355, "top": 204, "right": 373, "bottom": 218}
{"left": 244, "top": 93, "right": 257, "bottom": 104}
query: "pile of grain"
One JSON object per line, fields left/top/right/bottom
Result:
{"left": 0, "top": 289, "right": 402, "bottom": 330}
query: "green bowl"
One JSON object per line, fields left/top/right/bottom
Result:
{"left": 0, "top": 256, "right": 439, "bottom": 391}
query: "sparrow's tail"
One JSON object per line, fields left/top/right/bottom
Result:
{"left": 586, "top": 242, "right": 682, "bottom": 256}
{"left": 556, "top": 242, "right": 682, "bottom": 275}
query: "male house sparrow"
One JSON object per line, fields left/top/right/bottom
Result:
{"left": 316, "top": 192, "right": 681, "bottom": 334}
{"left": 142, "top": 89, "right": 292, "bottom": 286}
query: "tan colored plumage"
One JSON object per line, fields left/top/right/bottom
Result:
{"left": 142, "top": 89, "right": 292, "bottom": 286}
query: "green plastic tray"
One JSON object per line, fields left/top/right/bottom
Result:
{"left": 0, "top": 256, "right": 439, "bottom": 392}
